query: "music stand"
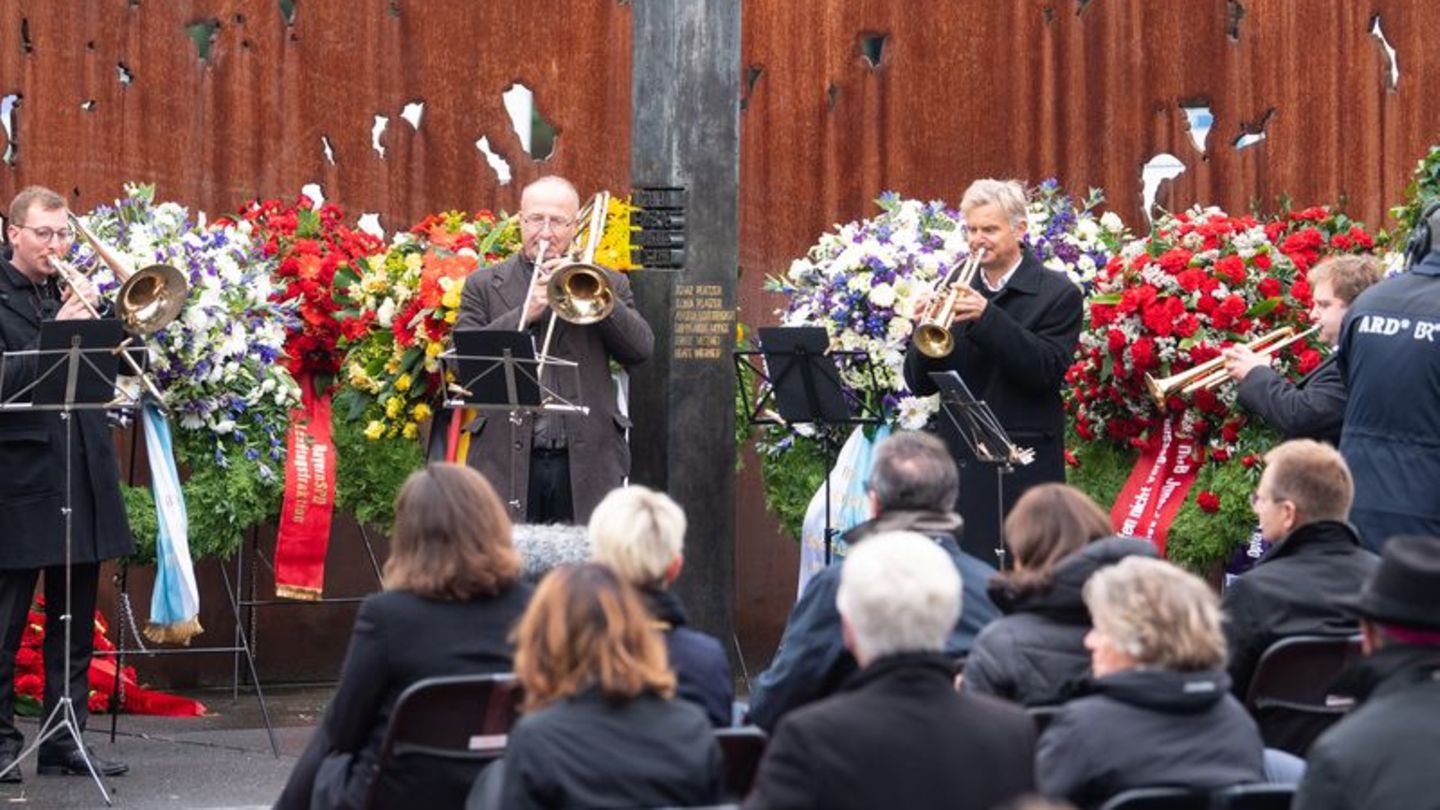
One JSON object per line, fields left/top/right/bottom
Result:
{"left": 732, "top": 327, "right": 883, "bottom": 565}
{"left": 928, "top": 370, "right": 1034, "bottom": 569}
{"left": 0, "top": 320, "right": 133, "bottom": 804}
{"left": 444, "top": 329, "right": 587, "bottom": 514}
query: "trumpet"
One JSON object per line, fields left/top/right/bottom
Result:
{"left": 913, "top": 247, "right": 986, "bottom": 359}
{"left": 1143, "top": 325, "right": 1321, "bottom": 407}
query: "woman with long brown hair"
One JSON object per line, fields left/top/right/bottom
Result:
{"left": 963, "top": 483, "right": 1156, "bottom": 706}
{"left": 277, "top": 463, "right": 532, "bottom": 810}
{"left": 475, "top": 563, "right": 723, "bottom": 809}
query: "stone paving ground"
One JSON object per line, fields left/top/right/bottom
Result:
{"left": 0, "top": 684, "right": 327, "bottom": 809}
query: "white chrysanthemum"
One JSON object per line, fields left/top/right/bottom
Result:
{"left": 868, "top": 283, "right": 896, "bottom": 308}
{"left": 896, "top": 395, "right": 939, "bottom": 430}
{"left": 1100, "top": 211, "right": 1125, "bottom": 234}
{"left": 376, "top": 297, "right": 396, "bottom": 328}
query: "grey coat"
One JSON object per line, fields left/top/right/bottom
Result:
{"left": 455, "top": 254, "right": 653, "bottom": 523}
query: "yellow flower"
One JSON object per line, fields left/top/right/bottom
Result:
{"left": 426, "top": 341, "right": 444, "bottom": 358}
{"left": 444, "top": 310, "right": 457, "bottom": 324}
{"left": 441, "top": 289, "right": 461, "bottom": 309}
{"left": 411, "top": 403, "right": 432, "bottom": 422}
{"left": 395, "top": 373, "right": 413, "bottom": 393}
{"left": 363, "top": 420, "right": 385, "bottom": 440}
{"left": 385, "top": 358, "right": 401, "bottom": 374}
{"left": 405, "top": 253, "right": 423, "bottom": 272}
{"left": 385, "top": 396, "right": 402, "bottom": 419}
{"left": 402, "top": 422, "right": 419, "bottom": 440}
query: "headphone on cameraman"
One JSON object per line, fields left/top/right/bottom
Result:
{"left": 1405, "top": 198, "right": 1440, "bottom": 270}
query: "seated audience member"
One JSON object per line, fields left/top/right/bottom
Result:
{"left": 1037, "top": 557, "right": 1264, "bottom": 808}
{"left": 1222, "top": 440, "right": 1378, "bottom": 698}
{"left": 747, "top": 431, "right": 1001, "bottom": 731}
{"left": 745, "top": 532, "right": 1036, "bottom": 810}
{"left": 276, "top": 464, "right": 533, "bottom": 810}
{"left": 1295, "top": 535, "right": 1440, "bottom": 810}
{"left": 965, "top": 484, "right": 1157, "bottom": 706}
{"left": 589, "top": 485, "right": 733, "bottom": 726}
{"left": 1224, "top": 255, "right": 1383, "bottom": 445}
{"left": 474, "top": 563, "right": 723, "bottom": 809}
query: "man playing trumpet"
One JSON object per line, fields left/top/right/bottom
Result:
{"left": 456, "top": 176, "right": 653, "bottom": 525}
{"left": 1222, "top": 255, "right": 1383, "bottom": 445}
{"left": 0, "top": 186, "right": 131, "bottom": 779}
{"left": 904, "top": 179, "right": 1084, "bottom": 564}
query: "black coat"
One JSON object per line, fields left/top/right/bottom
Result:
{"left": 905, "top": 250, "right": 1084, "bottom": 560}
{"left": 1220, "top": 520, "right": 1378, "bottom": 698}
{"left": 276, "top": 585, "right": 532, "bottom": 810}
{"left": 645, "top": 588, "right": 734, "bottom": 727}
{"left": 1236, "top": 355, "right": 1345, "bottom": 445}
{"left": 965, "top": 537, "right": 1158, "bottom": 706}
{"left": 455, "top": 254, "right": 654, "bottom": 524}
{"left": 745, "top": 652, "right": 1035, "bottom": 810}
{"left": 492, "top": 689, "right": 724, "bottom": 810}
{"left": 0, "top": 256, "right": 132, "bottom": 568}
{"left": 1337, "top": 252, "right": 1440, "bottom": 550}
{"left": 1036, "top": 669, "right": 1264, "bottom": 809}
{"left": 1295, "top": 645, "right": 1440, "bottom": 810}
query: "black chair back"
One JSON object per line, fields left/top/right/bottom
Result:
{"left": 1028, "top": 704, "right": 1064, "bottom": 736}
{"left": 1213, "top": 783, "right": 1296, "bottom": 810}
{"left": 714, "top": 726, "right": 767, "bottom": 801}
{"left": 1098, "top": 786, "right": 1209, "bottom": 810}
{"left": 364, "top": 673, "right": 523, "bottom": 810}
{"left": 1244, "top": 634, "right": 1362, "bottom": 754}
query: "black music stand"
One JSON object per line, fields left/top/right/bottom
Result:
{"left": 444, "top": 329, "right": 586, "bottom": 514}
{"left": 929, "top": 370, "right": 1034, "bottom": 569}
{"left": 733, "top": 327, "right": 883, "bottom": 565}
{"left": 0, "top": 320, "right": 129, "bottom": 804}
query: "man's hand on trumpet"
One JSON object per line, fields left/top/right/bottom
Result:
{"left": 523, "top": 253, "right": 569, "bottom": 324}
{"left": 55, "top": 271, "right": 100, "bottom": 321}
{"left": 1221, "top": 345, "right": 1270, "bottom": 382}
{"left": 911, "top": 286, "right": 987, "bottom": 325}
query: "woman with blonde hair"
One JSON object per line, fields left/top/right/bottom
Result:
{"left": 590, "top": 485, "right": 732, "bottom": 725}
{"left": 964, "top": 484, "right": 1156, "bottom": 705}
{"left": 476, "top": 563, "right": 723, "bottom": 808}
{"left": 1036, "top": 556, "right": 1264, "bottom": 807}
{"left": 277, "top": 463, "right": 532, "bottom": 810}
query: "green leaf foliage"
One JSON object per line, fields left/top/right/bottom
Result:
{"left": 334, "top": 417, "right": 424, "bottom": 533}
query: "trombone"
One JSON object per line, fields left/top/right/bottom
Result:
{"left": 912, "top": 247, "right": 986, "bottom": 359}
{"left": 1143, "top": 324, "right": 1321, "bottom": 408}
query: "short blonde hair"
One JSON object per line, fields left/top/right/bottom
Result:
{"left": 837, "top": 531, "right": 961, "bottom": 660}
{"left": 1262, "top": 439, "right": 1354, "bottom": 523}
{"left": 589, "top": 486, "right": 686, "bottom": 589}
{"left": 961, "top": 178, "right": 1028, "bottom": 227}
{"left": 1083, "top": 556, "right": 1226, "bottom": 671}
{"left": 1308, "top": 255, "right": 1383, "bottom": 306}
{"left": 9, "top": 186, "right": 66, "bottom": 226}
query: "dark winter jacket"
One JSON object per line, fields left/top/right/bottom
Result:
{"left": 1237, "top": 355, "right": 1345, "bottom": 445}
{"left": 1221, "top": 520, "right": 1378, "bottom": 698}
{"left": 1036, "top": 669, "right": 1264, "bottom": 808}
{"left": 747, "top": 510, "right": 1000, "bottom": 731}
{"left": 645, "top": 588, "right": 734, "bottom": 727}
{"left": 1295, "top": 645, "right": 1440, "bottom": 810}
{"left": 965, "top": 537, "right": 1158, "bottom": 706}
{"left": 745, "top": 652, "right": 1035, "bottom": 810}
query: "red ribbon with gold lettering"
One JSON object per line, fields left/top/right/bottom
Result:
{"left": 273, "top": 375, "right": 336, "bottom": 600}
{"left": 1109, "top": 416, "right": 1201, "bottom": 557}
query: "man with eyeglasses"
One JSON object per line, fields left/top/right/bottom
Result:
{"left": 456, "top": 175, "right": 654, "bottom": 525}
{"left": 0, "top": 186, "right": 132, "bottom": 780}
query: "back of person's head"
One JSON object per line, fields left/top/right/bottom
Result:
{"left": 1083, "top": 556, "right": 1226, "bottom": 672}
{"left": 1307, "top": 255, "right": 1383, "bottom": 306}
{"left": 383, "top": 463, "right": 520, "bottom": 601}
{"left": 589, "top": 485, "right": 686, "bottom": 590}
{"left": 1002, "top": 483, "right": 1114, "bottom": 593}
{"left": 868, "top": 431, "right": 959, "bottom": 514}
{"left": 1261, "top": 439, "right": 1354, "bottom": 524}
{"left": 513, "top": 562, "right": 675, "bottom": 711}
{"left": 837, "top": 531, "right": 961, "bottom": 664}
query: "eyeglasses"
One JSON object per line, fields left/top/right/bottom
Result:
{"left": 16, "top": 225, "right": 76, "bottom": 243}
{"left": 519, "top": 214, "right": 576, "bottom": 231}
{"left": 1249, "top": 491, "right": 1287, "bottom": 508}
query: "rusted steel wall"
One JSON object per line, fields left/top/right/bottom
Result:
{"left": 734, "top": 0, "right": 1440, "bottom": 668}
{"left": 0, "top": 0, "right": 632, "bottom": 227}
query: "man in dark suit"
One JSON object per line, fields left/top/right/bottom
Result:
{"left": 905, "top": 178, "right": 1084, "bottom": 564}
{"left": 0, "top": 186, "right": 131, "bottom": 780}
{"left": 1223, "top": 255, "right": 1383, "bottom": 445}
{"left": 455, "top": 176, "right": 654, "bottom": 525}
{"left": 745, "top": 531, "right": 1035, "bottom": 810}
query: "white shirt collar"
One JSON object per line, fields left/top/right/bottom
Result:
{"left": 981, "top": 255, "right": 1024, "bottom": 293}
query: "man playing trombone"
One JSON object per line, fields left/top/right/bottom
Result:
{"left": 1222, "top": 255, "right": 1383, "bottom": 446}
{"left": 904, "top": 179, "right": 1084, "bottom": 564}
{"left": 456, "top": 176, "right": 654, "bottom": 525}
{"left": 0, "top": 186, "right": 130, "bottom": 779}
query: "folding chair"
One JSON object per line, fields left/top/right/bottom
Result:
{"left": 1243, "top": 634, "right": 1363, "bottom": 755}
{"left": 1097, "top": 786, "right": 1209, "bottom": 810}
{"left": 1213, "top": 783, "right": 1296, "bottom": 810}
{"left": 363, "top": 673, "right": 524, "bottom": 810}
{"left": 714, "top": 726, "right": 768, "bottom": 801}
